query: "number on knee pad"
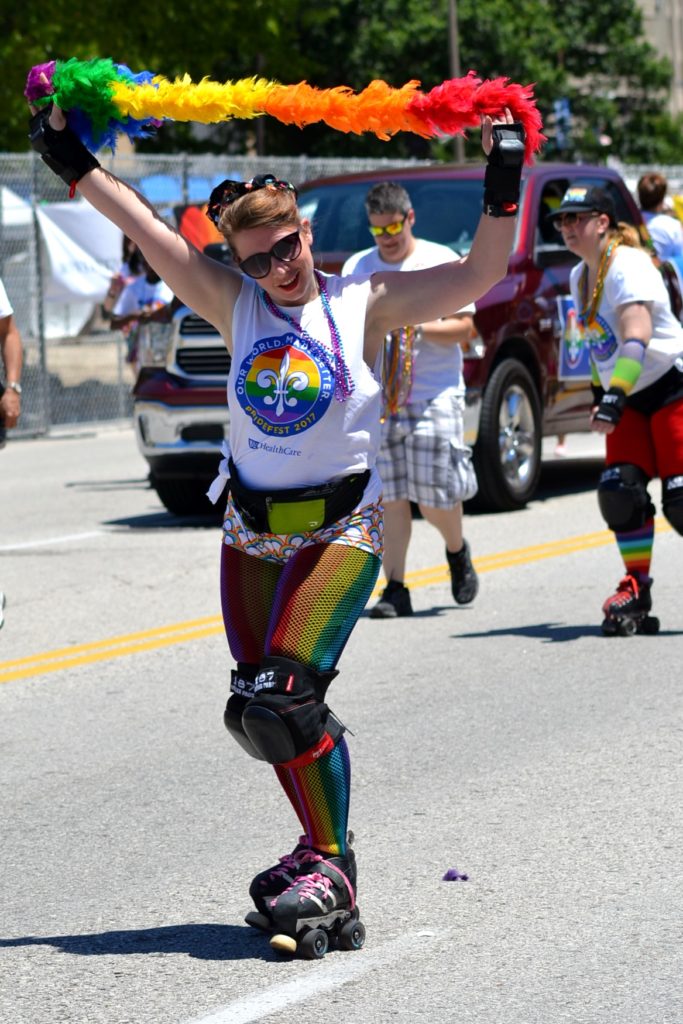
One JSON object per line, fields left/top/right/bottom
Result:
{"left": 241, "top": 655, "right": 342, "bottom": 765}
{"left": 224, "top": 663, "right": 265, "bottom": 760}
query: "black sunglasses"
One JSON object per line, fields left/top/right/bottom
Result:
{"left": 206, "top": 174, "right": 298, "bottom": 227}
{"left": 237, "top": 231, "right": 303, "bottom": 279}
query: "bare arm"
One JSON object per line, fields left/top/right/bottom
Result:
{"left": 420, "top": 312, "right": 475, "bottom": 348}
{"left": 590, "top": 300, "right": 652, "bottom": 435}
{"left": 43, "top": 105, "right": 241, "bottom": 350}
{"left": 363, "top": 113, "right": 517, "bottom": 365}
{"left": 0, "top": 314, "right": 23, "bottom": 426}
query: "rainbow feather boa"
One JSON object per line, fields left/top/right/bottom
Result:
{"left": 25, "top": 58, "right": 545, "bottom": 160}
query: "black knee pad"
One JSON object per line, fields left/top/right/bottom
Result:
{"left": 662, "top": 474, "right": 683, "bottom": 535}
{"left": 224, "top": 663, "right": 265, "bottom": 760}
{"left": 241, "top": 655, "right": 342, "bottom": 765}
{"left": 597, "top": 463, "right": 655, "bottom": 532}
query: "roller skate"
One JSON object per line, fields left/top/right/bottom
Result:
{"left": 245, "top": 838, "right": 323, "bottom": 933}
{"left": 248, "top": 840, "right": 365, "bottom": 959}
{"left": 601, "top": 574, "right": 660, "bottom": 636}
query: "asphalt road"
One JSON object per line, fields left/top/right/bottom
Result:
{"left": 1, "top": 425, "right": 681, "bottom": 1024}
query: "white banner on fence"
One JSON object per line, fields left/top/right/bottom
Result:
{"left": 37, "top": 202, "right": 123, "bottom": 301}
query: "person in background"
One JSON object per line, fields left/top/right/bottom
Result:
{"left": 29, "top": 91, "right": 522, "bottom": 954}
{"left": 0, "top": 274, "right": 24, "bottom": 628}
{"left": 0, "top": 275, "right": 23, "bottom": 443}
{"left": 637, "top": 172, "right": 683, "bottom": 264}
{"left": 101, "top": 235, "right": 143, "bottom": 320}
{"left": 342, "top": 182, "right": 479, "bottom": 618}
{"left": 110, "top": 252, "right": 174, "bottom": 365}
{"left": 549, "top": 184, "right": 683, "bottom": 633}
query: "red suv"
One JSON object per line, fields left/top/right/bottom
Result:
{"left": 132, "top": 162, "right": 645, "bottom": 515}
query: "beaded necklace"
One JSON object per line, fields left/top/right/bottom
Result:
{"left": 382, "top": 326, "right": 415, "bottom": 419}
{"left": 260, "top": 271, "right": 354, "bottom": 402}
{"left": 578, "top": 239, "right": 620, "bottom": 324}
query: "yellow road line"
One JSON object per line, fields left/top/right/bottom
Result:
{"left": 0, "top": 520, "right": 671, "bottom": 685}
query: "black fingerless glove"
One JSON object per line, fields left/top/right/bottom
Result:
{"left": 28, "top": 104, "right": 100, "bottom": 193}
{"left": 591, "top": 383, "right": 605, "bottom": 406}
{"left": 593, "top": 386, "right": 626, "bottom": 427}
{"left": 483, "top": 122, "right": 525, "bottom": 217}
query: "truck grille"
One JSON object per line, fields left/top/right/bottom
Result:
{"left": 180, "top": 313, "right": 218, "bottom": 336}
{"left": 176, "top": 347, "right": 232, "bottom": 376}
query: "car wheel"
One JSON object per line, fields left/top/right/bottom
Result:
{"left": 472, "top": 358, "right": 542, "bottom": 511}
{"left": 151, "top": 475, "right": 222, "bottom": 519}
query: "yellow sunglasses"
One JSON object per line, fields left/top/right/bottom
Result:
{"left": 368, "top": 214, "right": 408, "bottom": 238}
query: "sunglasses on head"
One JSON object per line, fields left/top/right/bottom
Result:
{"left": 368, "top": 214, "right": 408, "bottom": 238}
{"left": 236, "top": 230, "right": 303, "bottom": 279}
{"left": 206, "top": 174, "right": 298, "bottom": 227}
{"left": 554, "top": 211, "right": 600, "bottom": 228}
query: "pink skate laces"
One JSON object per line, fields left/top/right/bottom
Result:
{"left": 269, "top": 859, "right": 356, "bottom": 910}
{"left": 267, "top": 848, "right": 321, "bottom": 882}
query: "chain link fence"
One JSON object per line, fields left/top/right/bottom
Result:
{"left": 1, "top": 150, "right": 429, "bottom": 438}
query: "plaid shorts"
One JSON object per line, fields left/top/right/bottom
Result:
{"left": 377, "top": 389, "right": 478, "bottom": 508}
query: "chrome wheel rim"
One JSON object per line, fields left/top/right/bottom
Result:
{"left": 497, "top": 384, "right": 537, "bottom": 496}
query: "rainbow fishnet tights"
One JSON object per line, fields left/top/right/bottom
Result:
{"left": 220, "top": 542, "right": 380, "bottom": 854}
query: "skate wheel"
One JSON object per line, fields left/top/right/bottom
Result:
{"left": 245, "top": 910, "right": 271, "bottom": 932}
{"left": 270, "top": 932, "right": 298, "bottom": 955}
{"left": 337, "top": 918, "right": 366, "bottom": 951}
{"left": 298, "top": 928, "right": 329, "bottom": 960}
{"left": 601, "top": 617, "right": 618, "bottom": 636}
{"left": 641, "top": 615, "right": 660, "bottom": 635}
{"left": 619, "top": 618, "right": 637, "bottom": 636}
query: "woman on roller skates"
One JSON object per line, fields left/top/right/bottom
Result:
{"left": 27, "top": 89, "right": 523, "bottom": 956}
{"left": 549, "top": 185, "right": 683, "bottom": 636}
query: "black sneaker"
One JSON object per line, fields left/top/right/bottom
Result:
{"left": 369, "top": 580, "right": 413, "bottom": 618}
{"left": 446, "top": 541, "right": 479, "bottom": 605}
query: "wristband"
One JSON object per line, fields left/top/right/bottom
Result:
{"left": 483, "top": 122, "right": 525, "bottom": 217}
{"left": 593, "top": 386, "right": 626, "bottom": 427}
{"left": 609, "top": 338, "right": 646, "bottom": 395}
{"left": 28, "top": 104, "right": 100, "bottom": 195}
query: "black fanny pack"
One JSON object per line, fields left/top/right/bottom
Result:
{"left": 228, "top": 458, "right": 371, "bottom": 534}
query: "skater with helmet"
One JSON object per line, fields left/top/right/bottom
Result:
{"left": 549, "top": 184, "right": 683, "bottom": 635}
{"left": 28, "top": 88, "right": 523, "bottom": 955}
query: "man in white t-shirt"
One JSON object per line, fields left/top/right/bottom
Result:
{"left": 342, "top": 182, "right": 479, "bottom": 618}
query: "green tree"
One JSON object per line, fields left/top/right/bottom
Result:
{"left": 3, "top": 0, "right": 682, "bottom": 163}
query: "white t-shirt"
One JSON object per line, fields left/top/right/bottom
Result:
{"left": 642, "top": 211, "right": 683, "bottom": 262}
{"left": 112, "top": 275, "right": 173, "bottom": 317}
{"left": 0, "top": 278, "right": 13, "bottom": 319}
{"left": 341, "top": 238, "right": 474, "bottom": 403}
{"left": 228, "top": 272, "right": 383, "bottom": 504}
{"left": 569, "top": 245, "right": 683, "bottom": 393}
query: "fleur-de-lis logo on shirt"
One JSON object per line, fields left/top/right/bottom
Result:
{"left": 257, "top": 349, "right": 309, "bottom": 417}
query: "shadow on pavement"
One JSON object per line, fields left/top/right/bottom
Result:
{"left": 104, "top": 511, "right": 222, "bottom": 530}
{"left": 533, "top": 456, "right": 603, "bottom": 502}
{"left": 454, "top": 621, "right": 683, "bottom": 642}
{"left": 0, "top": 922, "right": 278, "bottom": 962}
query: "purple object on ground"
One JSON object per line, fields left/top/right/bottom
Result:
{"left": 442, "top": 867, "right": 469, "bottom": 881}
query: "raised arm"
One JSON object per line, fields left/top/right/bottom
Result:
{"left": 28, "top": 102, "right": 241, "bottom": 346}
{"left": 363, "top": 112, "right": 522, "bottom": 364}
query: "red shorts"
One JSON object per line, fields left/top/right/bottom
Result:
{"left": 606, "top": 397, "right": 683, "bottom": 479}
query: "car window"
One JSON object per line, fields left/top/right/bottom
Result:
{"left": 298, "top": 178, "right": 485, "bottom": 256}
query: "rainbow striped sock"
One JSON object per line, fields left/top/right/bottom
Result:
{"left": 615, "top": 518, "right": 654, "bottom": 581}
{"left": 275, "top": 736, "right": 351, "bottom": 856}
